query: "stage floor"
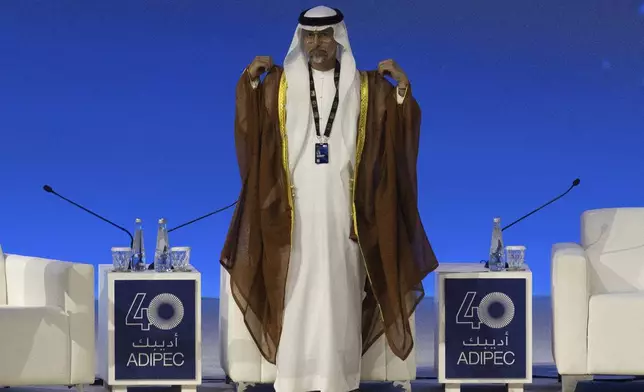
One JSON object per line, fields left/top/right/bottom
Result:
{"left": 6, "top": 298, "right": 641, "bottom": 391}
{"left": 7, "top": 377, "right": 644, "bottom": 392}
{"left": 4, "top": 365, "right": 644, "bottom": 391}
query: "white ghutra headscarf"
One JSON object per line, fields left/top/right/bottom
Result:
{"left": 283, "top": 6, "right": 361, "bottom": 172}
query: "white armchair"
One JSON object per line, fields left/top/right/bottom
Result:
{"left": 551, "top": 208, "right": 644, "bottom": 391}
{"left": 218, "top": 265, "right": 417, "bottom": 391}
{"left": 0, "top": 247, "right": 95, "bottom": 391}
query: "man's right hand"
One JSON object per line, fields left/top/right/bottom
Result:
{"left": 247, "top": 56, "right": 274, "bottom": 80}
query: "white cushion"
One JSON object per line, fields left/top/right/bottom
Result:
{"left": 0, "top": 305, "right": 71, "bottom": 385}
{"left": 0, "top": 254, "right": 95, "bottom": 385}
{"left": 588, "top": 293, "right": 644, "bottom": 374}
{"left": 4, "top": 254, "right": 69, "bottom": 307}
{"left": 0, "top": 245, "right": 6, "bottom": 304}
{"left": 219, "top": 266, "right": 416, "bottom": 383}
{"left": 550, "top": 242, "right": 590, "bottom": 375}
{"left": 218, "top": 267, "right": 265, "bottom": 383}
{"left": 385, "top": 312, "right": 416, "bottom": 380}
{"left": 361, "top": 338, "right": 387, "bottom": 381}
{"left": 581, "top": 208, "right": 644, "bottom": 294}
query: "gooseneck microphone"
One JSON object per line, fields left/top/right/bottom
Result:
{"left": 42, "top": 185, "right": 134, "bottom": 247}
{"left": 145, "top": 199, "right": 238, "bottom": 270}
{"left": 483, "top": 178, "right": 581, "bottom": 268}
{"left": 501, "top": 178, "right": 581, "bottom": 232}
{"left": 167, "top": 200, "right": 239, "bottom": 233}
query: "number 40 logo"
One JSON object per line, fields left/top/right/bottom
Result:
{"left": 125, "top": 292, "right": 185, "bottom": 331}
{"left": 456, "top": 291, "right": 515, "bottom": 330}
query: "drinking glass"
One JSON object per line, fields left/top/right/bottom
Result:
{"left": 170, "top": 247, "right": 192, "bottom": 272}
{"left": 111, "top": 247, "right": 133, "bottom": 272}
{"left": 154, "top": 249, "right": 172, "bottom": 272}
{"left": 505, "top": 246, "right": 526, "bottom": 270}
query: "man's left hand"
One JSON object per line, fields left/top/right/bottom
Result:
{"left": 377, "top": 59, "right": 409, "bottom": 89}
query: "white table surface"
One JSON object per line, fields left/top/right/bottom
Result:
{"left": 436, "top": 262, "right": 531, "bottom": 274}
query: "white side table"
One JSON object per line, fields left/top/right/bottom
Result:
{"left": 435, "top": 263, "right": 532, "bottom": 392}
{"left": 98, "top": 265, "right": 201, "bottom": 391}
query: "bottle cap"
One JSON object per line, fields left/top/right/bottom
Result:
{"left": 135, "top": 218, "right": 142, "bottom": 223}
{"left": 493, "top": 217, "right": 501, "bottom": 223}
{"left": 158, "top": 218, "right": 166, "bottom": 224}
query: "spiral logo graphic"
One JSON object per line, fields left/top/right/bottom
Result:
{"left": 146, "top": 293, "right": 184, "bottom": 330}
{"left": 477, "top": 292, "right": 515, "bottom": 329}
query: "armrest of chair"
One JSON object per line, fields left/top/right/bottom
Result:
{"left": 551, "top": 242, "right": 590, "bottom": 375}
{"left": 3, "top": 254, "right": 95, "bottom": 383}
{"left": 219, "top": 264, "right": 230, "bottom": 374}
{"left": 65, "top": 262, "right": 95, "bottom": 384}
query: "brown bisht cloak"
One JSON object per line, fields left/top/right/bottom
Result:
{"left": 220, "top": 65, "right": 439, "bottom": 364}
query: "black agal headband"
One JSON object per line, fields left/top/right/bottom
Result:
{"left": 298, "top": 8, "right": 344, "bottom": 27}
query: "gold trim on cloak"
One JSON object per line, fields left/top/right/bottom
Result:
{"left": 352, "top": 72, "right": 368, "bottom": 230}
{"left": 354, "top": 71, "right": 385, "bottom": 324}
{"left": 278, "top": 73, "right": 292, "bottom": 238}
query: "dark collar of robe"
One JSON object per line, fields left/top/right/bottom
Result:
{"left": 220, "top": 65, "right": 439, "bottom": 365}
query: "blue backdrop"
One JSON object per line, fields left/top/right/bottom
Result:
{"left": 1, "top": 1, "right": 643, "bottom": 298}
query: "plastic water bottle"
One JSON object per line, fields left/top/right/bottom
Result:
{"left": 488, "top": 217, "right": 505, "bottom": 271}
{"left": 154, "top": 218, "right": 172, "bottom": 272}
{"left": 131, "top": 218, "right": 147, "bottom": 271}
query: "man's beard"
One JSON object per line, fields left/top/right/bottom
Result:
{"left": 309, "top": 49, "right": 328, "bottom": 64}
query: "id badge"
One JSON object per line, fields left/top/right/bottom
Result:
{"left": 315, "top": 143, "right": 329, "bottom": 164}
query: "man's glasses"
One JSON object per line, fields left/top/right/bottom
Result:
{"left": 303, "top": 31, "right": 333, "bottom": 44}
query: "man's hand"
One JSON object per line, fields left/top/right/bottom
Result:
{"left": 377, "top": 59, "right": 409, "bottom": 90}
{"left": 247, "top": 56, "right": 274, "bottom": 80}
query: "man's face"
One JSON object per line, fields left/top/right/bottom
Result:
{"left": 302, "top": 27, "right": 338, "bottom": 65}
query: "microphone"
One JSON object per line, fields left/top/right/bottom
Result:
{"left": 501, "top": 178, "right": 580, "bottom": 231}
{"left": 42, "top": 185, "right": 134, "bottom": 247}
{"left": 146, "top": 199, "right": 238, "bottom": 270}
{"left": 167, "top": 200, "right": 238, "bottom": 233}
{"left": 483, "top": 178, "right": 581, "bottom": 268}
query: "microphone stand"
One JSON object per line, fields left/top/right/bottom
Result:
{"left": 43, "top": 185, "right": 134, "bottom": 247}
{"left": 483, "top": 178, "right": 580, "bottom": 268}
{"left": 146, "top": 199, "right": 238, "bottom": 270}
{"left": 502, "top": 179, "right": 580, "bottom": 232}
{"left": 168, "top": 200, "right": 238, "bottom": 233}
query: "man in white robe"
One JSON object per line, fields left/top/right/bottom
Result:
{"left": 222, "top": 5, "right": 437, "bottom": 392}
